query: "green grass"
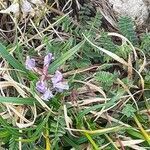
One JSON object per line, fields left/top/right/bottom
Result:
{"left": 0, "top": 0, "right": 150, "bottom": 150}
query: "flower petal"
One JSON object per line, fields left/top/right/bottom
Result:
{"left": 41, "top": 89, "right": 53, "bottom": 101}
{"left": 43, "top": 53, "right": 54, "bottom": 75}
{"left": 51, "top": 71, "right": 63, "bottom": 84}
{"left": 25, "top": 56, "right": 35, "bottom": 70}
{"left": 44, "top": 53, "right": 54, "bottom": 66}
{"left": 54, "top": 82, "right": 69, "bottom": 92}
{"left": 36, "top": 81, "right": 46, "bottom": 93}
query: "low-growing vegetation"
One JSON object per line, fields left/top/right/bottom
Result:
{"left": 0, "top": 0, "right": 150, "bottom": 149}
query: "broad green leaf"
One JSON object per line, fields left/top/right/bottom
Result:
{"left": 127, "top": 129, "right": 145, "bottom": 139}
{"left": 0, "top": 97, "right": 39, "bottom": 105}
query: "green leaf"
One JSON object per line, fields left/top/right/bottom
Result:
{"left": 122, "top": 104, "right": 136, "bottom": 118}
{"left": 48, "top": 40, "right": 85, "bottom": 73}
{"left": 19, "top": 112, "right": 51, "bottom": 142}
{"left": 0, "top": 97, "right": 39, "bottom": 105}
{"left": 0, "top": 43, "right": 37, "bottom": 80}
{"left": 0, "top": 117, "right": 20, "bottom": 136}
{"left": 9, "top": 136, "right": 19, "bottom": 150}
{"left": 0, "top": 43, "right": 26, "bottom": 72}
{"left": 0, "top": 129, "right": 10, "bottom": 138}
{"left": 140, "top": 33, "right": 150, "bottom": 56}
{"left": 127, "top": 129, "right": 145, "bottom": 139}
{"left": 63, "top": 136, "right": 79, "bottom": 149}
{"left": 118, "top": 16, "right": 138, "bottom": 45}
{"left": 95, "top": 71, "right": 118, "bottom": 88}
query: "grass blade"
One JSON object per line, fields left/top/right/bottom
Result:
{"left": 0, "top": 43, "right": 26, "bottom": 72}
{"left": 48, "top": 40, "right": 85, "bottom": 73}
{"left": 0, "top": 97, "right": 39, "bottom": 105}
{"left": 134, "top": 115, "right": 150, "bottom": 145}
{"left": 0, "top": 43, "right": 37, "bottom": 79}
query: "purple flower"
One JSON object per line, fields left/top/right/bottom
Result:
{"left": 44, "top": 53, "right": 54, "bottom": 66}
{"left": 51, "top": 71, "right": 69, "bottom": 92}
{"left": 54, "top": 82, "right": 69, "bottom": 92}
{"left": 26, "top": 53, "right": 69, "bottom": 101}
{"left": 36, "top": 80, "right": 46, "bottom": 93}
{"left": 25, "top": 56, "right": 35, "bottom": 70}
{"left": 51, "top": 71, "right": 63, "bottom": 84}
{"left": 41, "top": 89, "right": 54, "bottom": 101}
{"left": 43, "top": 53, "right": 54, "bottom": 75}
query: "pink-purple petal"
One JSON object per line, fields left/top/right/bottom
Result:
{"left": 54, "top": 82, "right": 69, "bottom": 92}
{"left": 25, "top": 56, "right": 35, "bottom": 70}
{"left": 44, "top": 53, "right": 54, "bottom": 66}
{"left": 51, "top": 70, "right": 63, "bottom": 84}
{"left": 36, "top": 81, "right": 46, "bottom": 93}
{"left": 43, "top": 53, "right": 54, "bottom": 75}
{"left": 41, "top": 89, "right": 53, "bottom": 101}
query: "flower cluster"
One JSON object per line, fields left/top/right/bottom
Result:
{"left": 25, "top": 53, "right": 69, "bottom": 101}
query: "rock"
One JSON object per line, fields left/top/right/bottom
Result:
{"left": 109, "top": 0, "right": 149, "bottom": 26}
{"left": 92, "top": 0, "right": 150, "bottom": 28}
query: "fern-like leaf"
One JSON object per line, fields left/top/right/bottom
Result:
{"left": 96, "top": 32, "right": 119, "bottom": 62}
{"left": 9, "top": 136, "right": 18, "bottom": 150}
{"left": 95, "top": 71, "right": 118, "bottom": 90}
{"left": 140, "top": 33, "right": 150, "bottom": 56}
{"left": 118, "top": 16, "right": 138, "bottom": 45}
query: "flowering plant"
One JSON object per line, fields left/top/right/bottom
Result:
{"left": 25, "top": 53, "right": 69, "bottom": 100}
